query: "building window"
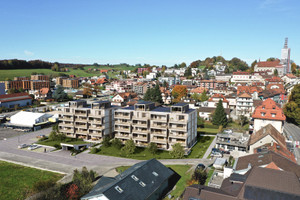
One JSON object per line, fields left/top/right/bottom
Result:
{"left": 152, "top": 171, "right": 159, "bottom": 176}
{"left": 115, "top": 186, "right": 123, "bottom": 193}
{"left": 139, "top": 181, "right": 146, "bottom": 187}
{"left": 131, "top": 175, "right": 139, "bottom": 181}
{"left": 261, "top": 112, "right": 265, "bottom": 116}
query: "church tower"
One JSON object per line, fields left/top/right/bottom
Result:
{"left": 281, "top": 38, "right": 291, "bottom": 74}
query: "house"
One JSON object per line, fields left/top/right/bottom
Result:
{"left": 207, "top": 94, "right": 229, "bottom": 108}
{"left": 81, "top": 159, "right": 180, "bottom": 200}
{"left": 265, "top": 76, "right": 284, "bottom": 85}
{"left": 183, "top": 166, "right": 300, "bottom": 200}
{"left": 237, "top": 86, "right": 262, "bottom": 99}
{"left": 248, "top": 124, "right": 286, "bottom": 154}
{"left": 0, "top": 93, "right": 32, "bottom": 109}
{"left": 215, "top": 131, "right": 249, "bottom": 153}
{"left": 233, "top": 150, "right": 299, "bottom": 176}
{"left": 252, "top": 98, "right": 286, "bottom": 133}
{"left": 231, "top": 71, "right": 251, "bottom": 83}
{"left": 198, "top": 107, "right": 230, "bottom": 121}
{"left": 111, "top": 92, "right": 137, "bottom": 106}
{"left": 236, "top": 93, "right": 253, "bottom": 118}
{"left": 254, "top": 60, "right": 284, "bottom": 76}
{"left": 34, "top": 88, "right": 52, "bottom": 100}
{"left": 281, "top": 73, "right": 297, "bottom": 84}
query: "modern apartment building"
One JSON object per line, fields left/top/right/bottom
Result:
{"left": 114, "top": 101, "right": 197, "bottom": 151}
{"left": 62, "top": 78, "right": 79, "bottom": 88}
{"left": 59, "top": 100, "right": 117, "bottom": 141}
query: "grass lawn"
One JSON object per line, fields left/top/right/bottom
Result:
{"left": 37, "top": 137, "right": 89, "bottom": 147}
{"left": 116, "top": 165, "right": 193, "bottom": 199}
{"left": 0, "top": 161, "right": 63, "bottom": 200}
{"left": 187, "top": 136, "right": 215, "bottom": 158}
{"left": 205, "top": 168, "right": 215, "bottom": 186}
{"left": 95, "top": 136, "right": 214, "bottom": 160}
{"left": 197, "top": 127, "right": 219, "bottom": 135}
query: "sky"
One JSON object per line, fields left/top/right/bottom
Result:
{"left": 0, "top": 0, "right": 300, "bottom": 66}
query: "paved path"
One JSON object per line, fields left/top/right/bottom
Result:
{"left": 203, "top": 136, "right": 217, "bottom": 159}
{"left": 0, "top": 127, "right": 215, "bottom": 176}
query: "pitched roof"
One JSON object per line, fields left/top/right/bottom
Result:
{"left": 0, "top": 92, "right": 32, "bottom": 103}
{"left": 233, "top": 71, "right": 250, "bottom": 75}
{"left": 190, "top": 87, "right": 207, "bottom": 94}
{"left": 208, "top": 94, "right": 229, "bottom": 103}
{"left": 237, "top": 86, "right": 263, "bottom": 94}
{"left": 249, "top": 124, "right": 286, "bottom": 147}
{"left": 252, "top": 98, "right": 286, "bottom": 121}
{"left": 285, "top": 73, "right": 297, "bottom": 78}
{"left": 265, "top": 162, "right": 280, "bottom": 170}
{"left": 256, "top": 60, "right": 282, "bottom": 67}
{"left": 265, "top": 84, "right": 284, "bottom": 92}
{"left": 265, "top": 76, "right": 283, "bottom": 82}
{"left": 238, "top": 92, "right": 252, "bottom": 98}
{"left": 81, "top": 159, "right": 178, "bottom": 200}
{"left": 38, "top": 88, "right": 50, "bottom": 95}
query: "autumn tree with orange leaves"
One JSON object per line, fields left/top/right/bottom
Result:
{"left": 66, "top": 183, "right": 79, "bottom": 200}
{"left": 172, "top": 85, "right": 187, "bottom": 103}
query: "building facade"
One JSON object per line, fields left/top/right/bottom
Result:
{"left": 114, "top": 101, "right": 197, "bottom": 151}
{"left": 59, "top": 100, "right": 117, "bottom": 141}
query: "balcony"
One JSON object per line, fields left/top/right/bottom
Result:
{"left": 89, "top": 126, "right": 103, "bottom": 131}
{"left": 75, "top": 117, "right": 88, "bottom": 123}
{"left": 114, "top": 127, "right": 131, "bottom": 133}
{"left": 150, "top": 130, "right": 167, "bottom": 136}
{"left": 132, "top": 122, "right": 148, "bottom": 128}
{"left": 74, "top": 123, "right": 88, "bottom": 129}
{"left": 169, "top": 117, "right": 187, "bottom": 123}
{"left": 115, "top": 133, "right": 131, "bottom": 139}
{"left": 151, "top": 123, "right": 168, "bottom": 129}
{"left": 76, "top": 130, "right": 89, "bottom": 135}
{"left": 115, "top": 120, "right": 130, "bottom": 125}
{"left": 89, "top": 131, "right": 102, "bottom": 136}
{"left": 150, "top": 115, "right": 167, "bottom": 122}
{"left": 151, "top": 138, "right": 168, "bottom": 144}
{"left": 133, "top": 135, "right": 148, "bottom": 142}
{"left": 89, "top": 120, "right": 102, "bottom": 125}
{"left": 60, "top": 123, "right": 74, "bottom": 127}
{"left": 169, "top": 132, "right": 187, "bottom": 139}
{"left": 59, "top": 117, "right": 74, "bottom": 122}
{"left": 115, "top": 113, "right": 131, "bottom": 119}
{"left": 132, "top": 129, "right": 148, "bottom": 134}
{"left": 169, "top": 125, "right": 186, "bottom": 131}
{"left": 74, "top": 112, "right": 88, "bottom": 117}
{"left": 132, "top": 115, "right": 149, "bottom": 121}
{"left": 169, "top": 139, "right": 186, "bottom": 146}
{"left": 135, "top": 141, "right": 148, "bottom": 147}
{"left": 59, "top": 128, "right": 74, "bottom": 134}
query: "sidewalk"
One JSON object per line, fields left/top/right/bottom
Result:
{"left": 203, "top": 136, "right": 217, "bottom": 159}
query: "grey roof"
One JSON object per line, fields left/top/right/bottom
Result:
{"left": 152, "top": 107, "right": 171, "bottom": 113}
{"left": 81, "top": 159, "right": 177, "bottom": 200}
{"left": 121, "top": 106, "right": 135, "bottom": 110}
{"left": 173, "top": 102, "right": 188, "bottom": 107}
{"left": 136, "top": 100, "right": 154, "bottom": 105}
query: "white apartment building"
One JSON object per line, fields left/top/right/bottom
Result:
{"left": 114, "top": 101, "right": 197, "bottom": 151}
{"left": 59, "top": 100, "right": 117, "bottom": 141}
{"left": 236, "top": 93, "right": 254, "bottom": 118}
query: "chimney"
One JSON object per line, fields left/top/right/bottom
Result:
{"left": 263, "top": 127, "right": 266, "bottom": 134}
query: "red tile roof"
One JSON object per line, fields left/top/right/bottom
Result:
{"left": 0, "top": 92, "right": 32, "bottom": 103}
{"left": 265, "top": 162, "right": 281, "bottom": 170}
{"left": 237, "top": 86, "right": 263, "bottom": 94}
{"left": 266, "top": 84, "right": 284, "bottom": 92}
{"left": 257, "top": 60, "right": 282, "bottom": 67}
{"left": 190, "top": 87, "right": 207, "bottom": 94}
{"left": 233, "top": 71, "right": 250, "bottom": 75}
{"left": 252, "top": 98, "right": 286, "bottom": 121}
{"left": 96, "top": 78, "right": 108, "bottom": 84}
{"left": 285, "top": 73, "right": 297, "bottom": 78}
{"left": 208, "top": 93, "right": 229, "bottom": 103}
{"left": 265, "top": 76, "right": 283, "bottom": 82}
{"left": 38, "top": 88, "right": 50, "bottom": 95}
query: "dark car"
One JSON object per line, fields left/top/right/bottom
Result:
{"left": 196, "top": 163, "right": 206, "bottom": 170}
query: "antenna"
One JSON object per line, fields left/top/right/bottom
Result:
{"left": 284, "top": 37, "right": 288, "bottom": 48}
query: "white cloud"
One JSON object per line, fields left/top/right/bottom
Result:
{"left": 24, "top": 50, "right": 34, "bottom": 56}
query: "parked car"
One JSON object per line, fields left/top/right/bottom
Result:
{"left": 196, "top": 163, "right": 206, "bottom": 170}
{"left": 18, "top": 144, "right": 28, "bottom": 149}
{"left": 211, "top": 151, "right": 223, "bottom": 158}
{"left": 28, "top": 145, "right": 39, "bottom": 150}
{"left": 36, "top": 135, "right": 46, "bottom": 139}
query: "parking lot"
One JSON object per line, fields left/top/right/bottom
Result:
{"left": 0, "top": 127, "right": 29, "bottom": 140}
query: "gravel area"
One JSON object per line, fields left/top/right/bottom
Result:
{"left": 0, "top": 127, "right": 30, "bottom": 140}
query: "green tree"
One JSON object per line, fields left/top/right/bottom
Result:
{"left": 147, "top": 142, "right": 158, "bottom": 155}
{"left": 191, "top": 93, "right": 201, "bottom": 101}
{"left": 184, "top": 67, "right": 192, "bottom": 77}
{"left": 121, "top": 139, "right": 136, "bottom": 156}
{"left": 266, "top": 57, "right": 277, "bottom": 61}
{"left": 291, "top": 63, "right": 297, "bottom": 74}
{"left": 283, "top": 84, "right": 300, "bottom": 125}
{"left": 169, "top": 143, "right": 185, "bottom": 159}
{"left": 200, "top": 90, "right": 209, "bottom": 102}
{"left": 212, "top": 100, "right": 228, "bottom": 126}
{"left": 143, "top": 88, "right": 152, "bottom": 101}
{"left": 153, "top": 84, "right": 163, "bottom": 104}
{"left": 180, "top": 62, "right": 187, "bottom": 68}
{"left": 192, "top": 168, "right": 207, "bottom": 185}
{"left": 238, "top": 115, "right": 248, "bottom": 127}
{"left": 53, "top": 85, "right": 68, "bottom": 102}
{"left": 274, "top": 69, "right": 278, "bottom": 76}
{"left": 72, "top": 167, "right": 97, "bottom": 196}
{"left": 102, "top": 136, "right": 111, "bottom": 147}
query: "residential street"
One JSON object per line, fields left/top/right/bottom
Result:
{"left": 0, "top": 127, "right": 215, "bottom": 176}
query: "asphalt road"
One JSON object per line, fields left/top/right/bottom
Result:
{"left": 284, "top": 122, "right": 300, "bottom": 142}
{"left": 0, "top": 127, "right": 215, "bottom": 176}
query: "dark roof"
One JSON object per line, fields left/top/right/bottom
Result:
{"left": 235, "top": 150, "right": 300, "bottom": 178}
{"left": 0, "top": 92, "right": 32, "bottom": 103}
{"left": 152, "top": 107, "right": 171, "bottom": 113}
{"left": 121, "top": 106, "right": 134, "bottom": 110}
{"left": 173, "top": 102, "right": 188, "bottom": 107}
{"left": 81, "top": 159, "right": 178, "bottom": 200}
{"left": 136, "top": 100, "right": 154, "bottom": 105}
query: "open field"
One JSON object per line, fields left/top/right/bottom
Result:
{"left": 116, "top": 164, "right": 193, "bottom": 199}
{"left": 0, "top": 161, "right": 63, "bottom": 200}
{"left": 95, "top": 136, "right": 214, "bottom": 160}
{"left": 0, "top": 64, "right": 138, "bottom": 80}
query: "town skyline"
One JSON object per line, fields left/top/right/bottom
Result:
{"left": 1, "top": 0, "right": 300, "bottom": 66}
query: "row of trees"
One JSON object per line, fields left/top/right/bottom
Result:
{"left": 284, "top": 84, "right": 300, "bottom": 125}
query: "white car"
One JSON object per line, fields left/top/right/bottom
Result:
{"left": 28, "top": 145, "right": 39, "bottom": 150}
{"left": 18, "top": 144, "right": 28, "bottom": 149}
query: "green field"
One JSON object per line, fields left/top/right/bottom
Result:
{"left": 116, "top": 164, "right": 193, "bottom": 199}
{"left": 0, "top": 161, "right": 63, "bottom": 200}
{"left": 0, "top": 64, "right": 138, "bottom": 80}
{"left": 95, "top": 136, "right": 214, "bottom": 160}
{"left": 197, "top": 127, "right": 219, "bottom": 135}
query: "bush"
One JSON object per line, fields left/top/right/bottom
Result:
{"left": 102, "top": 136, "right": 111, "bottom": 147}
{"left": 90, "top": 147, "right": 99, "bottom": 154}
{"left": 192, "top": 168, "right": 207, "bottom": 185}
{"left": 112, "top": 138, "right": 122, "bottom": 149}
{"left": 32, "top": 179, "right": 56, "bottom": 193}
{"left": 54, "top": 144, "right": 61, "bottom": 149}
{"left": 147, "top": 142, "right": 158, "bottom": 155}
{"left": 121, "top": 139, "right": 136, "bottom": 156}
{"left": 197, "top": 116, "right": 205, "bottom": 128}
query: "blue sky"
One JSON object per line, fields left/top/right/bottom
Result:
{"left": 0, "top": 0, "right": 299, "bottom": 66}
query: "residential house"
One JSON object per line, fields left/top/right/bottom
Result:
{"left": 252, "top": 98, "right": 286, "bottom": 133}
{"left": 198, "top": 107, "right": 230, "bottom": 121}
{"left": 81, "top": 159, "right": 180, "bottom": 200}
{"left": 236, "top": 93, "right": 253, "bottom": 118}
{"left": 215, "top": 131, "right": 249, "bottom": 153}
{"left": 111, "top": 92, "right": 137, "bottom": 106}
{"left": 281, "top": 73, "right": 297, "bottom": 84}
{"left": 207, "top": 94, "right": 229, "bottom": 108}
{"left": 34, "top": 88, "right": 52, "bottom": 100}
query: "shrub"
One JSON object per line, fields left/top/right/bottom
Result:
{"left": 192, "top": 168, "right": 207, "bottom": 185}
{"left": 170, "top": 143, "right": 185, "bottom": 159}
{"left": 102, "top": 136, "right": 111, "bottom": 147}
{"left": 32, "top": 179, "right": 56, "bottom": 193}
{"left": 112, "top": 138, "right": 122, "bottom": 149}
{"left": 147, "top": 142, "right": 158, "bottom": 155}
{"left": 121, "top": 139, "right": 136, "bottom": 156}
{"left": 90, "top": 147, "right": 99, "bottom": 154}
{"left": 54, "top": 144, "right": 62, "bottom": 149}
